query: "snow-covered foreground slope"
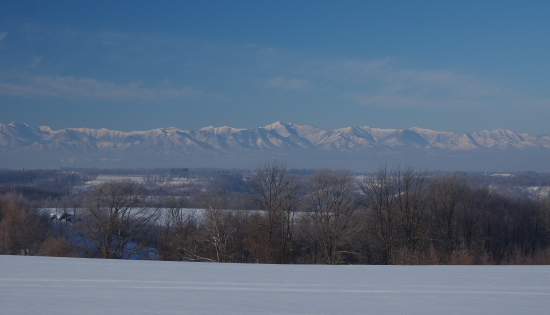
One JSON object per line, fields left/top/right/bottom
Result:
{"left": 1, "top": 256, "right": 549, "bottom": 315}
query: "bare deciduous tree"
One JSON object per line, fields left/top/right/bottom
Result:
{"left": 203, "top": 207, "right": 236, "bottom": 262}
{"left": 361, "top": 165, "right": 429, "bottom": 264}
{"left": 428, "top": 174, "right": 468, "bottom": 260}
{"left": 195, "top": 190, "right": 238, "bottom": 262}
{"left": 307, "top": 169, "right": 358, "bottom": 264}
{"left": 78, "top": 180, "right": 158, "bottom": 259}
{"left": 392, "top": 166, "right": 430, "bottom": 263}
{"left": 0, "top": 193, "right": 47, "bottom": 255}
{"left": 250, "top": 160, "right": 301, "bottom": 263}
{"left": 158, "top": 195, "right": 199, "bottom": 261}
{"left": 361, "top": 165, "right": 398, "bottom": 264}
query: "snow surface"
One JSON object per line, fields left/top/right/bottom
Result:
{"left": 1, "top": 256, "right": 549, "bottom": 315}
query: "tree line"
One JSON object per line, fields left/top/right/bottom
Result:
{"left": 1, "top": 161, "right": 550, "bottom": 264}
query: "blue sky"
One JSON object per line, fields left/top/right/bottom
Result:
{"left": 1, "top": 1, "right": 549, "bottom": 134}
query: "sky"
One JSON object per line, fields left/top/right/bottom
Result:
{"left": 1, "top": 1, "right": 549, "bottom": 135}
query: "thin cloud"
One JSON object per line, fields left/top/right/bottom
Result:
{"left": 342, "top": 92, "right": 487, "bottom": 109}
{"left": 255, "top": 54, "right": 502, "bottom": 108}
{"left": 323, "top": 58, "right": 503, "bottom": 108}
{"left": 327, "top": 58, "right": 395, "bottom": 78}
{"left": 0, "top": 32, "right": 7, "bottom": 42}
{"left": 0, "top": 21, "right": 523, "bottom": 111}
{"left": 0, "top": 82, "right": 57, "bottom": 97}
{"left": 255, "top": 47, "right": 282, "bottom": 58}
{"left": 29, "top": 55, "right": 43, "bottom": 68}
{"left": 513, "top": 98, "right": 550, "bottom": 111}
{"left": 385, "top": 69, "right": 500, "bottom": 97}
{"left": 265, "top": 76, "right": 312, "bottom": 91}
{"left": 95, "top": 31, "right": 130, "bottom": 46}
{"left": 0, "top": 75, "right": 204, "bottom": 101}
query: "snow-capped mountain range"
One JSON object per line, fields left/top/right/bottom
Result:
{"left": 1, "top": 121, "right": 549, "bottom": 171}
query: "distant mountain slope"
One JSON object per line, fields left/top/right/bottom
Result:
{"left": 1, "top": 121, "right": 549, "bottom": 171}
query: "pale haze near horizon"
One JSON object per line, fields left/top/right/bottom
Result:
{"left": 0, "top": 1, "right": 549, "bottom": 135}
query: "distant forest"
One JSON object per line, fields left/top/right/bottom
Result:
{"left": 1, "top": 163, "right": 550, "bottom": 265}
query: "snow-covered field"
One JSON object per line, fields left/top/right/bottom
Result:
{"left": 82, "top": 175, "right": 196, "bottom": 188}
{"left": 1, "top": 256, "right": 549, "bottom": 314}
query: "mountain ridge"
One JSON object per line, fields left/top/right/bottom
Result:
{"left": 1, "top": 121, "right": 549, "bottom": 171}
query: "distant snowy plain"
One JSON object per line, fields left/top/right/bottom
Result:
{"left": 1, "top": 256, "right": 549, "bottom": 314}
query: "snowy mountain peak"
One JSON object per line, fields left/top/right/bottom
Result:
{"left": 199, "top": 125, "right": 243, "bottom": 134}
{"left": 8, "top": 122, "right": 32, "bottom": 128}
{"left": 39, "top": 126, "right": 54, "bottom": 133}
{"left": 264, "top": 121, "right": 296, "bottom": 130}
{"left": 408, "top": 127, "right": 453, "bottom": 135}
